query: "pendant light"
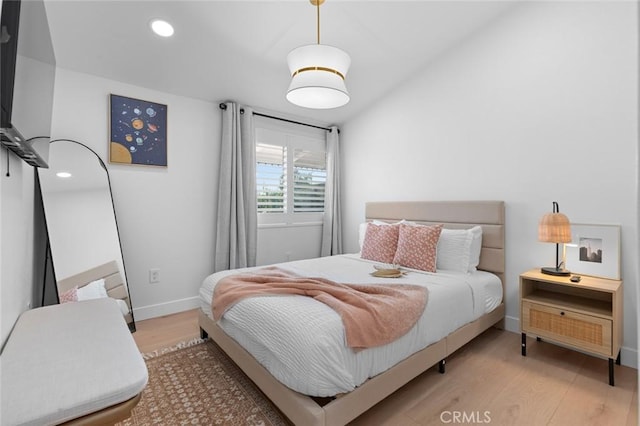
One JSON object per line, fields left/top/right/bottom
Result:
{"left": 286, "top": 0, "right": 351, "bottom": 109}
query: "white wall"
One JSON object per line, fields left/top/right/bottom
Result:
{"left": 50, "top": 68, "right": 220, "bottom": 320}
{"left": 257, "top": 225, "right": 322, "bottom": 265}
{"left": 1, "top": 54, "right": 54, "bottom": 346}
{"left": 341, "top": 1, "right": 638, "bottom": 366}
{"left": 0, "top": 153, "right": 36, "bottom": 347}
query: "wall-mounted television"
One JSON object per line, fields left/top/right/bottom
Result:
{"left": 0, "top": 0, "right": 56, "bottom": 168}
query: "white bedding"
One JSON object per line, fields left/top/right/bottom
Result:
{"left": 199, "top": 254, "right": 502, "bottom": 397}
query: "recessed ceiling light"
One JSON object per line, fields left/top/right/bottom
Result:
{"left": 150, "top": 19, "right": 174, "bottom": 37}
{"left": 56, "top": 172, "right": 72, "bottom": 178}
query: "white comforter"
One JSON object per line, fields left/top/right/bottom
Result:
{"left": 199, "top": 254, "right": 502, "bottom": 397}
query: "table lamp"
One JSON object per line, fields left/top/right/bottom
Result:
{"left": 538, "top": 201, "right": 571, "bottom": 276}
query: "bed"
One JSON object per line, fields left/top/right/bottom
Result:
{"left": 57, "top": 260, "right": 135, "bottom": 330}
{"left": 198, "top": 200, "right": 505, "bottom": 425}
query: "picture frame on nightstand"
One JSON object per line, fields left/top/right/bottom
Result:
{"left": 564, "top": 223, "right": 621, "bottom": 280}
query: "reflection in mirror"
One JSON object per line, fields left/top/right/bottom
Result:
{"left": 37, "top": 140, "right": 135, "bottom": 331}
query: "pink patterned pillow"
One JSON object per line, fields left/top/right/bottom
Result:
{"left": 393, "top": 224, "right": 443, "bottom": 272}
{"left": 59, "top": 286, "right": 78, "bottom": 304}
{"left": 361, "top": 223, "right": 400, "bottom": 264}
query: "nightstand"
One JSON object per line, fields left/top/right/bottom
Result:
{"left": 519, "top": 269, "right": 623, "bottom": 386}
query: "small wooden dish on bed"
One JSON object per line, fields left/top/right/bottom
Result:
{"left": 370, "top": 268, "right": 404, "bottom": 278}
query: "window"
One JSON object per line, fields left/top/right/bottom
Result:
{"left": 292, "top": 149, "right": 326, "bottom": 213}
{"left": 255, "top": 121, "right": 326, "bottom": 225}
{"left": 256, "top": 143, "right": 285, "bottom": 213}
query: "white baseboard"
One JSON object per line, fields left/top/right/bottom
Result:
{"left": 132, "top": 296, "right": 200, "bottom": 321}
{"left": 504, "top": 315, "right": 637, "bottom": 369}
{"left": 620, "top": 346, "right": 638, "bottom": 369}
{"left": 504, "top": 315, "right": 520, "bottom": 334}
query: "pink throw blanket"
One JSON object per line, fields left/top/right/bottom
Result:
{"left": 212, "top": 267, "right": 429, "bottom": 349}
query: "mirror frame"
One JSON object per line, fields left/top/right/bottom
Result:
{"left": 36, "top": 139, "right": 135, "bottom": 331}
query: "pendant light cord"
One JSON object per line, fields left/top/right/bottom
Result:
{"left": 316, "top": 0, "right": 320, "bottom": 44}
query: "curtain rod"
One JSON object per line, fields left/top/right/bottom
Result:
{"left": 219, "top": 102, "right": 337, "bottom": 133}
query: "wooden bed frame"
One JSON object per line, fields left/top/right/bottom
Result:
{"left": 62, "top": 393, "right": 141, "bottom": 425}
{"left": 198, "top": 200, "right": 505, "bottom": 425}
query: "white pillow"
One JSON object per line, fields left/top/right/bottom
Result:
{"left": 115, "top": 299, "right": 130, "bottom": 315}
{"left": 436, "top": 226, "right": 483, "bottom": 272}
{"left": 358, "top": 220, "right": 415, "bottom": 251}
{"left": 76, "top": 278, "right": 109, "bottom": 301}
{"left": 358, "top": 222, "right": 369, "bottom": 251}
{"left": 468, "top": 226, "right": 483, "bottom": 271}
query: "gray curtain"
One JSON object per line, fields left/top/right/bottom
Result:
{"left": 214, "top": 102, "right": 257, "bottom": 271}
{"left": 321, "top": 126, "right": 343, "bottom": 256}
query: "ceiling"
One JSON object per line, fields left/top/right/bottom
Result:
{"left": 33, "top": 1, "right": 517, "bottom": 126}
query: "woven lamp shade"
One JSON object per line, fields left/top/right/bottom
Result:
{"left": 538, "top": 212, "right": 571, "bottom": 243}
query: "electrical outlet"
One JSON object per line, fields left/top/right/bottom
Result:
{"left": 149, "top": 268, "right": 160, "bottom": 283}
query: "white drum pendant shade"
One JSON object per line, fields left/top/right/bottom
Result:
{"left": 286, "top": 44, "right": 351, "bottom": 109}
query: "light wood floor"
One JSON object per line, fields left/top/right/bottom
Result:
{"left": 132, "top": 309, "right": 202, "bottom": 353}
{"left": 133, "top": 309, "right": 638, "bottom": 425}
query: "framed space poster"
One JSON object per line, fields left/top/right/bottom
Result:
{"left": 109, "top": 94, "right": 167, "bottom": 166}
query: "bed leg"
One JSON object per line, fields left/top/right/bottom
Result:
{"left": 200, "top": 328, "right": 208, "bottom": 340}
{"left": 438, "top": 359, "right": 445, "bottom": 374}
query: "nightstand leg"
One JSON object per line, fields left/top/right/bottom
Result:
{"left": 438, "top": 359, "right": 445, "bottom": 374}
{"left": 609, "top": 358, "right": 615, "bottom": 386}
{"left": 521, "top": 333, "right": 527, "bottom": 356}
{"left": 616, "top": 351, "right": 621, "bottom": 365}
{"left": 536, "top": 337, "right": 541, "bottom": 342}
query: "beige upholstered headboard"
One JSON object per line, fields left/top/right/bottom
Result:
{"left": 365, "top": 201, "right": 506, "bottom": 287}
{"left": 57, "top": 260, "right": 132, "bottom": 323}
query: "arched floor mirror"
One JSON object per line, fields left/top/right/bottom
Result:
{"left": 37, "top": 140, "right": 135, "bottom": 331}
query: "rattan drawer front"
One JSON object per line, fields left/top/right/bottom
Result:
{"left": 522, "top": 301, "right": 612, "bottom": 357}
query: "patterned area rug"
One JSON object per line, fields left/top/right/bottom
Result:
{"left": 117, "top": 339, "right": 289, "bottom": 425}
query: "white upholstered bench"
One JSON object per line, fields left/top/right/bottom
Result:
{"left": 1, "top": 298, "right": 148, "bottom": 425}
